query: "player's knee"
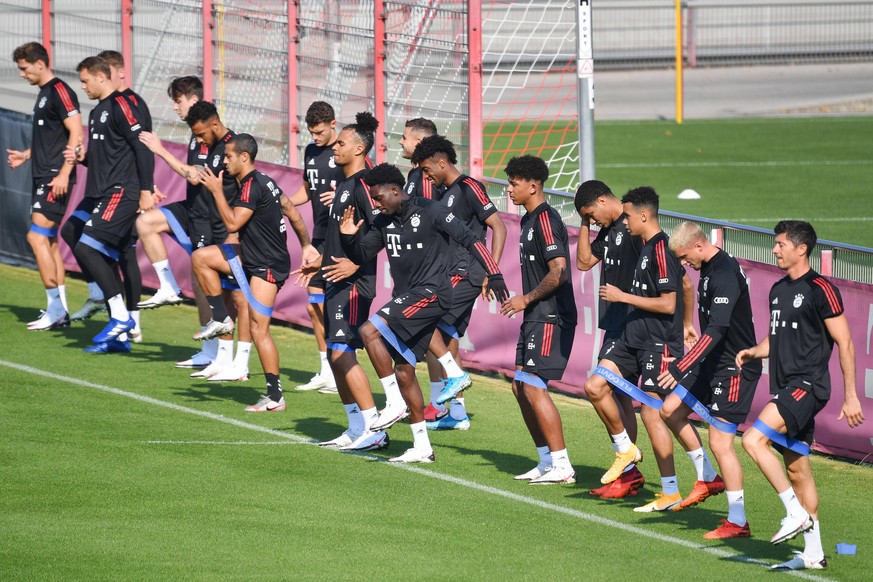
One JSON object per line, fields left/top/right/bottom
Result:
{"left": 358, "top": 321, "right": 378, "bottom": 345}
{"left": 60, "top": 220, "right": 78, "bottom": 248}
{"left": 584, "top": 377, "right": 607, "bottom": 400}
{"left": 26, "top": 229, "right": 45, "bottom": 249}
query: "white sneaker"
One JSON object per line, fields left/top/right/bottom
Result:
{"left": 317, "top": 383, "right": 339, "bottom": 394}
{"left": 244, "top": 395, "right": 286, "bottom": 412}
{"left": 70, "top": 297, "right": 106, "bottom": 321}
{"left": 27, "top": 310, "right": 70, "bottom": 331}
{"left": 514, "top": 463, "right": 550, "bottom": 481}
{"left": 176, "top": 351, "right": 212, "bottom": 368}
{"left": 296, "top": 375, "right": 328, "bottom": 391}
{"left": 191, "top": 361, "right": 224, "bottom": 379}
{"left": 530, "top": 464, "right": 576, "bottom": 485}
{"left": 207, "top": 365, "right": 249, "bottom": 382}
{"left": 771, "top": 551, "right": 827, "bottom": 570}
{"left": 388, "top": 447, "right": 434, "bottom": 463}
{"left": 318, "top": 430, "right": 358, "bottom": 448}
{"left": 370, "top": 403, "right": 410, "bottom": 431}
{"left": 192, "top": 317, "right": 234, "bottom": 341}
{"left": 771, "top": 513, "right": 813, "bottom": 544}
{"left": 339, "top": 430, "right": 389, "bottom": 451}
{"left": 137, "top": 288, "right": 183, "bottom": 310}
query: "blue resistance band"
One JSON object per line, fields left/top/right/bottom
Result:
{"left": 327, "top": 342, "right": 355, "bottom": 353}
{"left": 369, "top": 315, "right": 417, "bottom": 366}
{"left": 514, "top": 370, "right": 548, "bottom": 389}
{"left": 437, "top": 321, "right": 460, "bottom": 341}
{"left": 159, "top": 207, "right": 193, "bottom": 255}
{"left": 220, "top": 276, "right": 240, "bottom": 291}
{"left": 593, "top": 366, "right": 663, "bottom": 409}
{"left": 308, "top": 292, "right": 325, "bottom": 304}
{"left": 752, "top": 419, "right": 811, "bottom": 456}
{"left": 672, "top": 384, "right": 738, "bottom": 434}
{"left": 29, "top": 224, "right": 58, "bottom": 238}
{"left": 79, "top": 233, "right": 120, "bottom": 261}
{"left": 220, "top": 244, "right": 272, "bottom": 317}
{"left": 71, "top": 209, "right": 91, "bottom": 222}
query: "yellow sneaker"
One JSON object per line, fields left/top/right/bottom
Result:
{"left": 600, "top": 444, "right": 643, "bottom": 484}
{"left": 633, "top": 492, "right": 683, "bottom": 513}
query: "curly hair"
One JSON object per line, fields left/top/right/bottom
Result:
{"left": 363, "top": 163, "right": 405, "bottom": 190}
{"left": 504, "top": 155, "right": 549, "bottom": 185}
{"left": 620, "top": 186, "right": 659, "bottom": 215}
{"left": 410, "top": 134, "right": 457, "bottom": 166}
{"left": 343, "top": 111, "right": 379, "bottom": 154}
{"left": 574, "top": 180, "right": 613, "bottom": 211}
{"left": 305, "top": 101, "right": 336, "bottom": 127}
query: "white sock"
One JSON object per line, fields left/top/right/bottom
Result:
{"left": 661, "top": 475, "right": 680, "bottom": 496}
{"left": 88, "top": 281, "right": 104, "bottom": 301}
{"left": 449, "top": 397, "right": 467, "bottom": 420}
{"left": 726, "top": 490, "right": 746, "bottom": 526}
{"left": 215, "top": 339, "right": 234, "bottom": 366}
{"left": 551, "top": 448, "right": 571, "bottom": 469}
{"left": 611, "top": 430, "right": 632, "bottom": 454}
{"left": 701, "top": 450, "right": 718, "bottom": 482}
{"left": 318, "top": 351, "right": 333, "bottom": 380}
{"left": 57, "top": 285, "right": 68, "bottom": 311}
{"left": 46, "top": 287, "right": 63, "bottom": 314}
{"left": 536, "top": 445, "right": 552, "bottom": 466}
{"left": 380, "top": 374, "right": 403, "bottom": 408}
{"left": 803, "top": 519, "right": 824, "bottom": 561}
{"left": 429, "top": 381, "right": 446, "bottom": 408}
{"left": 203, "top": 337, "right": 219, "bottom": 360}
{"left": 411, "top": 421, "right": 432, "bottom": 452}
{"left": 438, "top": 352, "right": 464, "bottom": 379}
{"left": 778, "top": 487, "right": 806, "bottom": 518}
{"left": 233, "top": 341, "right": 252, "bottom": 368}
{"left": 687, "top": 447, "right": 717, "bottom": 481}
{"left": 361, "top": 406, "right": 378, "bottom": 431}
{"left": 107, "top": 294, "right": 128, "bottom": 321}
{"left": 130, "top": 310, "right": 141, "bottom": 330}
{"left": 153, "top": 260, "right": 179, "bottom": 293}
{"left": 345, "top": 403, "right": 364, "bottom": 435}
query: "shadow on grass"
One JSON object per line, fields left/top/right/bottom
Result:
{"left": 172, "top": 381, "right": 261, "bottom": 406}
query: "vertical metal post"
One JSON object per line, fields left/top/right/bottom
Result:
{"left": 374, "top": 0, "right": 387, "bottom": 164}
{"left": 467, "top": 0, "right": 483, "bottom": 180}
{"left": 576, "top": 0, "right": 596, "bottom": 182}
{"left": 287, "top": 1, "right": 299, "bottom": 167}
{"left": 41, "top": 0, "right": 52, "bottom": 62}
{"left": 675, "top": 0, "right": 684, "bottom": 124}
{"left": 121, "top": 0, "right": 133, "bottom": 78}
{"left": 820, "top": 249, "right": 833, "bottom": 277}
{"left": 202, "top": 0, "right": 214, "bottom": 102}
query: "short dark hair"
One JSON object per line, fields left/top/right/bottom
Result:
{"left": 363, "top": 163, "right": 405, "bottom": 190}
{"left": 343, "top": 111, "right": 379, "bottom": 154}
{"left": 13, "top": 42, "right": 49, "bottom": 67}
{"left": 405, "top": 117, "right": 437, "bottom": 137}
{"left": 168, "top": 76, "right": 203, "bottom": 101}
{"left": 410, "top": 134, "right": 457, "bottom": 166}
{"left": 76, "top": 56, "right": 111, "bottom": 78}
{"left": 504, "top": 155, "right": 549, "bottom": 185}
{"left": 621, "top": 186, "right": 659, "bottom": 216}
{"left": 185, "top": 100, "right": 219, "bottom": 128}
{"left": 775, "top": 220, "right": 817, "bottom": 254}
{"left": 574, "top": 180, "right": 613, "bottom": 211}
{"left": 305, "top": 101, "right": 336, "bottom": 127}
{"left": 97, "top": 50, "right": 124, "bottom": 69}
{"left": 229, "top": 133, "right": 258, "bottom": 161}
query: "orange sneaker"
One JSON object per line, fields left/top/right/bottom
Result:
{"left": 704, "top": 519, "right": 751, "bottom": 540}
{"left": 673, "top": 475, "right": 726, "bottom": 511}
{"left": 590, "top": 466, "right": 645, "bottom": 498}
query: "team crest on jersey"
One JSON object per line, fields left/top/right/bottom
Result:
{"left": 100, "top": 110, "right": 109, "bottom": 123}
{"left": 407, "top": 182, "right": 415, "bottom": 195}
{"left": 328, "top": 157, "right": 336, "bottom": 168}
{"left": 703, "top": 277, "right": 709, "bottom": 291}
{"left": 527, "top": 228, "right": 533, "bottom": 241}
{"left": 340, "top": 190, "right": 350, "bottom": 203}
{"left": 615, "top": 232, "right": 623, "bottom": 246}
{"left": 39, "top": 96, "right": 47, "bottom": 109}
{"left": 212, "top": 155, "right": 221, "bottom": 167}
{"left": 411, "top": 215, "right": 420, "bottom": 228}
{"left": 793, "top": 293, "right": 804, "bottom": 308}
{"left": 641, "top": 256, "right": 648, "bottom": 270}
{"left": 190, "top": 139, "right": 197, "bottom": 150}
{"left": 447, "top": 194, "right": 455, "bottom": 207}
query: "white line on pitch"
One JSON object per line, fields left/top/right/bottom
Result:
{"left": 145, "top": 440, "right": 307, "bottom": 445}
{"left": 0, "top": 359, "right": 832, "bottom": 582}
{"left": 721, "top": 217, "right": 873, "bottom": 223}
{"left": 599, "top": 160, "right": 872, "bottom": 169}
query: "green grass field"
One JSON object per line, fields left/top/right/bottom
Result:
{"left": 484, "top": 116, "right": 873, "bottom": 247}
{"left": 2, "top": 263, "right": 871, "bottom": 580}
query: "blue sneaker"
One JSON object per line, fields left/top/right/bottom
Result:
{"left": 85, "top": 339, "right": 131, "bottom": 354}
{"left": 93, "top": 316, "right": 135, "bottom": 343}
{"left": 426, "top": 415, "right": 471, "bottom": 431}
{"left": 435, "top": 372, "right": 471, "bottom": 405}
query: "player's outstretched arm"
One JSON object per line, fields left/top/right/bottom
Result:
{"left": 139, "top": 131, "right": 202, "bottom": 185}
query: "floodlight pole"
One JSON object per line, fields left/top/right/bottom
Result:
{"left": 576, "top": 0, "right": 596, "bottom": 182}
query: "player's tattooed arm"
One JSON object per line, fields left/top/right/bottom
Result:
{"left": 500, "top": 256, "right": 566, "bottom": 316}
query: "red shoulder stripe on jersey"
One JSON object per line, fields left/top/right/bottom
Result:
{"left": 423, "top": 178, "right": 432, "bottom": 199}
{"left": 54, "top": 83, "right": 77, "bottom": 114}
{"left": 463, "top": 177, "right": 490, "bottom": 207}
{"left": 812, "top": 277, "right": 842, "bottom": 314}
{"left": 365, "top": 156, "right": 373, "bottom": 169}
{"left": 114, "top": 96, "right": 138, "bottom": 127}
{"left": 538, "top": 211, "right": 556, "bottom": 246}
{"left": 676, "top": 333, "right": 713, "bottom": 372}
{"left": 655, "top": 239, "right": 668, "bottom": 278}
{"left": 358, "top": 178, "right": 376, "bottom": 210}
{"left": 474, "top": 241, "right": 500, "bottom": 275}
{"left": 240, "top": 179, "right": 252, "bottom": 203}
{"left": 128, "top": 94, "right": 139, "bottom": 106}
